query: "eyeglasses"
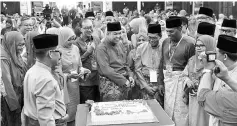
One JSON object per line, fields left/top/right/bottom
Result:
{"left": 82, "top": 26, "right": 93, "bottom": 30}
{"left": 220, "top": 29, "right": 233, "bottom": 33}
{"left": 138, "top": 39, "right": 145, "bottom": 42}
{"left": 68, "top": 36, "right": 77, "bottom": 41}
{"left": 49, "top": 50, "right": 62, "bottom": 57}
{"left": 195, "top": 44, "right": 205, "bottom": 48}
{"left": 24, "top": 24, "right": 33, "bottom": 27}
{"left": 148, "top": 36, "right": 158, "bottom": 40}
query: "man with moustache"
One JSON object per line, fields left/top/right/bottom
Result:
{"left": 161, "top": 17, "right": 195, "bottom": 126}
{"left": 85, "top": 11, "right": 104, "bottom": 40}
{"left": 135, "top": 24, "right": 164, "bottom": 107}
{"left": 96, "top": 22, "right": 134, "bottom": 101}
{"left": 23, "top": 34, "right": 68, "bottom": 126}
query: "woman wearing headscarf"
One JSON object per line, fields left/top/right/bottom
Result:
{"left": 1, "top": 31, "right": 27, "bottom": 126}
{"left": 24, "top": 31, "right": 39, "bottom": 68}
{"left": 45, "top": 26, "right": 71, "bottom": 121}
{"left": 129, "top": 17, "right": 148, "bottom": 48}
{"left": 183, "top": 35, "right": 216, "bottom": 126}
{"left": 120, "top": 26, "right": 133, "bottom": 57}
{"left": 57, "top": 27, "right": 90, "bottom": 126}
{"left": 128, "top": 32, "right": 149, "bottom": 71}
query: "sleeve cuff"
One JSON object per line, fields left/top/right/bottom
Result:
{"left": 197, "top": 88, "right": 212, "bottom": 102}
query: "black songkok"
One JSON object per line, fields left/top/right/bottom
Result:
{"left": 217, "top": 35, "right": 237, "bottom": 53}
{"left": 85, "top": 11, "right": 95, "bottom": 18}
{"left": 105, "top": 11, "right": 114, "bottom": 17}
{"left": 197, "top": 22, "right": 216, "bottom": 36}
{"left": 33, "top": 34, "right": 58, "bottom": 51}
{"left": 221, "top": 19, "right": 237, "bottom": 29}
{"left": 166, "top": 17, "right": 182, "bottom": 28}
{"left": 198, "top": 7, "right": 213, "bottom": 17}
{"left": 107, "top": 22, "right": 121, "bottom": 31}
{"left": 148, "top": 24, "right": 161, "bottom": 33}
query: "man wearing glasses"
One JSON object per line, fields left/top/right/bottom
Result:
{"left": 96, "top": 22, "right": 135, "bottom": 101}
{"left": 23, "top": 34, "right": 68, "bottom": 126}
{"left": 74, "top": 18, "right": 101, "bottom": 103}
{"left": 85, "top": 11, "right": 104, "bottom": 40}
{"left": 219, "top": 19, "right": 237, "bottom": 37}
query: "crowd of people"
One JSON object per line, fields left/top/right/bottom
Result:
{"left": 1, "top": 4, "right": 237, "bottom": 126}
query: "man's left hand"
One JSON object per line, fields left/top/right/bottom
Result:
{"left": 157, "top": 85, "right": 164, "bottom": 96}
{"left": 214, "top": 60, "right": 229, "bottom": 81}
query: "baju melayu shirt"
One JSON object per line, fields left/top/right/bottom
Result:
{"left": 162, "top": 36, "right": 195, "bottom": 71}
{"left": 135, "top": 42, "right": 164, "bottom": 88}
{"left": 95, "top": 40, "right": 130, "bottom": 86}
{"left": 23, "top": 61, "right": 66, "bottom": 126}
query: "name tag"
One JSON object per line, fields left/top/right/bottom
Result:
{"left": 150, "top": 70, "right": 157, "bottom": 82}
{"left": 91, "top": 59, "right": 97, "bottom": 70}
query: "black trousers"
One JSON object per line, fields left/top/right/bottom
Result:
{"left": 80, "top": 85, "right": 100, "bottom": 103}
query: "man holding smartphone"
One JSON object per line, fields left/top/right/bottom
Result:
{"left": 198, "top": 34, "right": 237, "bottom": 126}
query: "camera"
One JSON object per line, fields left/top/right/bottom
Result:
{"left": 42, "top": 4, "right": 52, "bottom": 21}
{"left": 42, "top": 4, "right": 53, "bottom": 29}
{"left": 206, "top": 51, "right": 216, "bottom": 62}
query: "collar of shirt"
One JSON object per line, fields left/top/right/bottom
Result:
{"left": 228, "top": 62, "right": 237, "bottom": 71}
{"left": 35, "top": 61, "right": 52, "bottom": 72}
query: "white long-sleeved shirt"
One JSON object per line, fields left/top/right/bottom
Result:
{"left": 23, "top": 61, "right": 66, "bottom": 125}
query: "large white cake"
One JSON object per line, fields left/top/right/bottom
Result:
{"left": 89, "top": 100, "right": 158, "bottom": 125}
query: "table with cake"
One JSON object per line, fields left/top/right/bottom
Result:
{"left": 75, "top": 99, "right": 174, "bottom": 126}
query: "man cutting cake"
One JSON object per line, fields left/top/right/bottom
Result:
{"left": 96, "top": 22, "right": 135, "bottom": 101}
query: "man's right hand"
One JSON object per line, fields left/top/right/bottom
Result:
{"left": 145, "top": 86, "right": 156, "bottom": 96}
{"left": 214, "top": 60, "right": 229, "bottom": 81}
{"left": 87, "top": 42, "right": 95, "bottom": 53}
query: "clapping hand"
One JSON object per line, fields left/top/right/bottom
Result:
{"left": 87, "top": 42, "right": 95, "bottom": 54}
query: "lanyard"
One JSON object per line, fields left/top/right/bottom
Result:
{"left": 168, "top": 36, "right": 183, "bottom": 62}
